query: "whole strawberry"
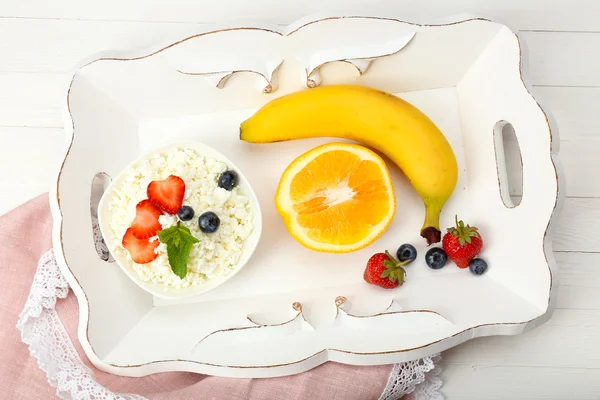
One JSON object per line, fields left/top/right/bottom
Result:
{"left": 363, "top": 251, "right": 408, "bottom": 289}
{"left": 442, "top": 216, "right": 483, "bottom": 269}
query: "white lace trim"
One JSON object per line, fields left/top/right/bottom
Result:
{"left": 379, "top": 354, "right": 443, "bottom": 400}
{"left": 412, "top": 361, "right": 444, "bottom": 400}
{"left": 16, "top": 250, "right": 144, "bottom": 400}
{"left": 17, "top": 249, "right": 442, "bottom": 400}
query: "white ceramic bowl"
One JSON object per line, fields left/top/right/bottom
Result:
{"left": 97, "top": 140, "right": 263, "bottom": 300}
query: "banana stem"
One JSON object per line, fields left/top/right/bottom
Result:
{"left": 420, "top": 201, "right": 443, "bottom": 245}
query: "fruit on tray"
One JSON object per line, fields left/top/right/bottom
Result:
{"left": 218, "top": 170, "right": 239, "bottom": 191}
{"left": 274, "top": 142, "right": 395, "bottom": 253}
{"left": 469, "top": 258, "right": 488, "bottom": 275}
{"left": 442, "top": 216, "right": 483, "bottom": 269}
{"left": 122, "top": 228, "right": 160, "bottom": 264}
{"left": 425, "top": 247, "right": 448, "bottom": 270}
{"left": 363, "top": 251, "right": 409, "bottom": 289}
{"left": 147, "top": 175, "right": 186, "bottom": 214}
{"left": 396, "top": 243, "right": 417, "bottom": 263}
{"left": 130, "top": 200, "right": 162, "bottom": 239}
{"left": 239, "top": 84, "right": 458, "bottom": 245}
{"left": 199, "top": 211, "right": 221, "bottom": 233}
{"left": 177, "top": 205, "right": 195, "bottom": 221}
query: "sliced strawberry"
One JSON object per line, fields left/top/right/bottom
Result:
{"left": 147, "top": 175, "right": 185, "bottom": 214}
{"left": 130, "top": 200, "right": 162, "bottom": 239}
{"left": 122, "top": 228, "right": 159, "bottom": 264}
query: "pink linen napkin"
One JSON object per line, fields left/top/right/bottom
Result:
{"left": 1, "top": 193, "right": 396, "bottom": 399}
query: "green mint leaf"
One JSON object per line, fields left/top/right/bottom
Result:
{"left": 158, "top": 225, "right": 199, "bottom": 247}
{"left": 157, "top": 225, "right": 181, "bottom": 246}
{"left": 179, "top": 225, "right": 200, "bottom": 244}
{"left": 158, "top": 224, "right": 199, "bottom": 279}
{"left": 166, "top": 241, "right": 195, "bottom": 279}
{"left": 166, "top": 242, "right": 186, "bottom": 279}
{"left": 180, "top": 241, "right": 195, "bottom": 274}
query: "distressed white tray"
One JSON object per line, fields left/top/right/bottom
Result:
{"left": 50, "top": 14, "right": 564, "bottom": 378}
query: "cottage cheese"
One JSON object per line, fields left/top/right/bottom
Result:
{"left": 107, "top": 147, "right": 254, "bottom": 288}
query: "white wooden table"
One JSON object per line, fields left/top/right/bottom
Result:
{"left": 2, "top": 1, "right": 599, "bottom": 398}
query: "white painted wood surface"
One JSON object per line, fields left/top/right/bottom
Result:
{"left": 1, "top": 1, "right": 598, "bottom": 398}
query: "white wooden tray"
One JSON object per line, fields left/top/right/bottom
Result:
{"left": 50, "top": 14, "right": 564, "bottom": 378}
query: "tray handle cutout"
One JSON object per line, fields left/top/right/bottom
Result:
{"left": 179, "top": 65, "right": 282, "bottom": 94}
{"left": 304, "top": 32, "right": 416, "bottom": 88}
{"left": 191, "top": 303, "right": 313, "bottom": 356}
{"left": 493, "top": 120, "right": 523, "bottom": 208}
{"left": 91, "top": 172, "right": 114, "bottom": 263}
{"left": 162, "top": 27, "right": 415, "bottom": 93}
{"left": 333, "top": 296, "right": 452, "bottom": 333}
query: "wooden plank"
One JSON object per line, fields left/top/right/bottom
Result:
{"left": 533, "top": 86, "right": 600, "bottom": 140}
{"left": 525, "top": 31, "right": 600, "bottom": 87}
{"left": 439, "top": 364, "right": 600, "bottom": 400}
{"left": 0, "top": 19, "right": 204, "bottom": 73}
{"left": 557, "top": 140, "right": 600, "bottom": 198}
{"left": 0, "top": 72, "right": 67, "bottom": 128}
{"left": 554, "top": 198, "right": 600, "bottom": 252}
{"left": 441, "top": 309, "right": 600, "bottom": 368}
{"left": 554, "top": 252, "right": 600, "bottom": 311}
{"left": 2, "top": 0, "right": 600, "bottom": 32}
{"left": 0, "top": 127, "right": 65, "bottom": 184}
{"left": 0, "top": 127, "right": 65, "bottom": 215}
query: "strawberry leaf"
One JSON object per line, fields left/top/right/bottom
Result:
{"left": 449, "top": 215, "right": 481, "bottom": 247}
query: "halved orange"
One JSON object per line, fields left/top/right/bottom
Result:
{"left": 275, "top": 142, "right": 396, "bottom": 253}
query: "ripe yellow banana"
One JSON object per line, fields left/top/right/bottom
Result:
{"left": 239, "top": 84, "right": 458, "bottom": 244}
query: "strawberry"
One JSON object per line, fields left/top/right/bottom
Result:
{"left": 442, "top": 216, "right": 483, "bottom": 269}
{"left": 147, "top": 175, "right": 185, "bottom": 214}
{"left": 130, "top": 199, "right": 162, "bottom": 239}
{"left": 122, "top": 228, "right": 159, "bottom": 264}
{"left": 363, "top": 251, "right": 408, "bottom": 289}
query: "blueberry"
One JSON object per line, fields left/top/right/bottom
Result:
{"left": 177, "top": 205, "right": 195, "bottom": 221}
{"left": 396, "top": 243, "right": 417, "bottom": 263}
{"left": 199, "top": 211, "right": 220, "bottom": 233}
{"left": 469, "top": 258, "right": 488, "bottom": 275}
{"left": 218, "top": 170, "right": 238, "bottom": 191}
{"left": 425, "top": 247, "right": 447, "bottom": 270}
